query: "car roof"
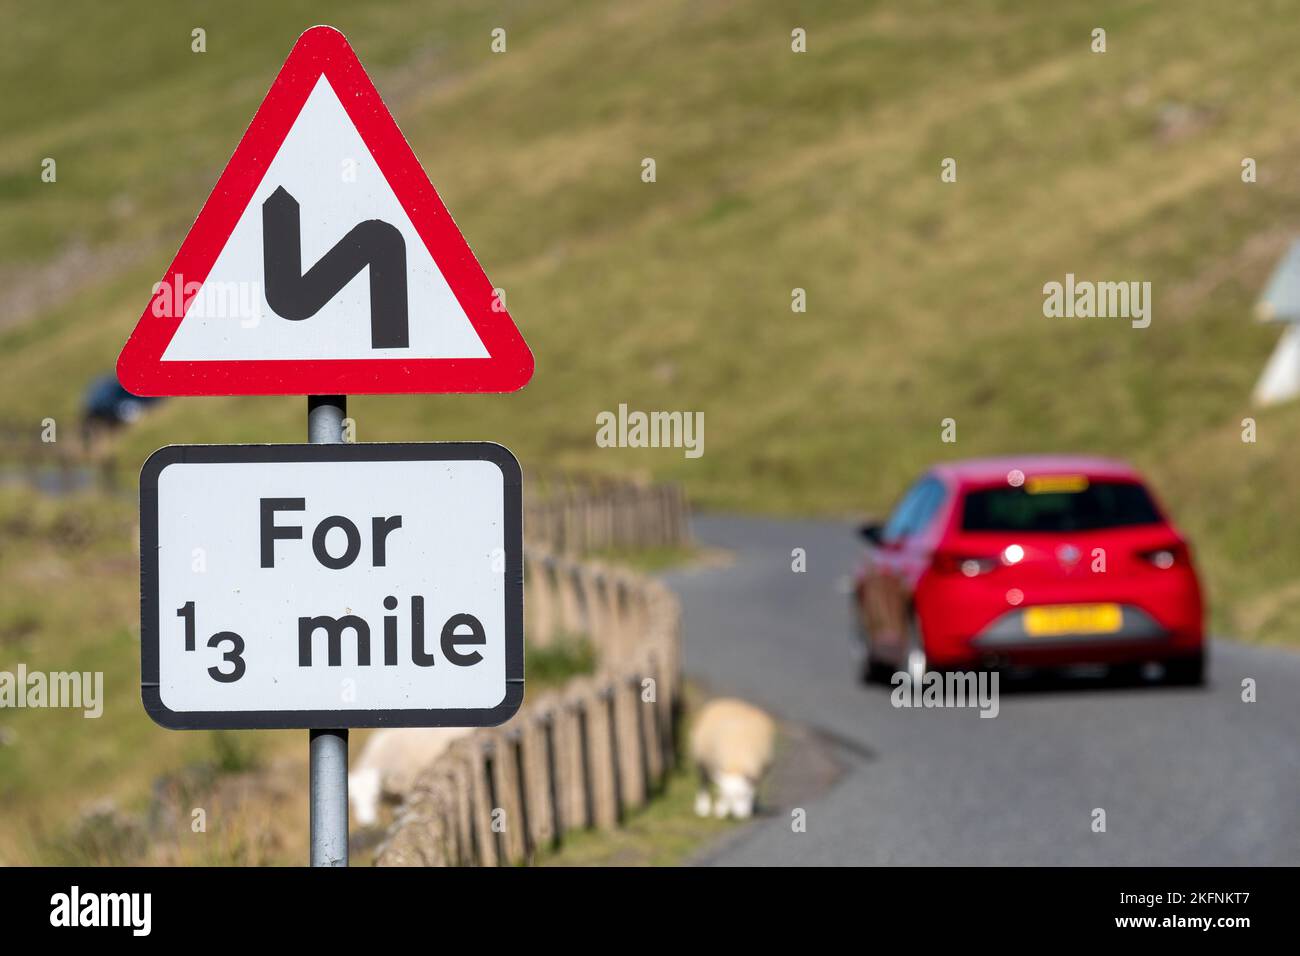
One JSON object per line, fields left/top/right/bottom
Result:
{"left": 929, "top": 455, "right": 1144, "bottom": 486}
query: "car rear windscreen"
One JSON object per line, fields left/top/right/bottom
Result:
{"left": 961, "top": 480, "right": 1162, "bottom": 532}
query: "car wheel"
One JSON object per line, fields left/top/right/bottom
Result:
{"left": 1163, "top": 652, "right": 1206, "bottom": 687}
{"left": 861, "top": 647, "right": 891, "bottom": 685}
{"left": 905, "top": 612, "right": 928, "bottom": 684}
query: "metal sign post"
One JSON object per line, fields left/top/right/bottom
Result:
{"left": 307, "top": 395, "right": 348, "bottom": 865}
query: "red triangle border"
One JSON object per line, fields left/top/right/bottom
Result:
{"left": 117, "top": 25, "right": 533, "bottom": 396}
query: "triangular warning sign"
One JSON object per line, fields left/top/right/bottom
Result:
{"left": 117, "top": 25, "right": 532, "bottom": 396}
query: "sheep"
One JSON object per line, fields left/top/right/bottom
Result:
{"left": 349, "top": 727, "right": 472, "bottom": 827}
{"left": 689, "top": 697, "right": 776, "bottom": 820}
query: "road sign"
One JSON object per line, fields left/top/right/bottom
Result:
{"left": 139, "top": 442, "right": 524, "bottom": 729}
{"left": 117, "top": 25, "right": 533, "bottom": 396}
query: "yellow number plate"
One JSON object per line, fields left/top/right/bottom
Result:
{"left": 1025, "top": 474, "right": 1089, "bottom": 494}
{"left": 1023, "top": 603, "right": 1122, "bottom": 636}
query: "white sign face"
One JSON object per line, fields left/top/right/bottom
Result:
{"left": 161, "top": 76, "right": 490, "bottom": 364}
{"left": 140, "top": 443, "right": 523, "bottom": 729}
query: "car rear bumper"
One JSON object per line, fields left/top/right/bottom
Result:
{"left": 932, "top": 604, "right": 1202, "bottom": 668}
{"left": 972, "top": 604, "right": 1164, "bottom": 647}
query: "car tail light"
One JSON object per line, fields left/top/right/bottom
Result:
{"left": 1138, "top": 543, "right": 1189, "bottom": 569}
{"left": 932, "top": 552, "right": 999, "bottom": 577}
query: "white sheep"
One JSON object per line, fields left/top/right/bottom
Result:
{"left": 689, "top": 698, "right": 776, "bottom": 820}
{"left": 349, "top": 727, "right": 472, "bottom": 827}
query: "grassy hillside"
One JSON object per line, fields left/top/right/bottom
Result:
{"left": 3, "top": 0, "right": 1300, "bottom": 651}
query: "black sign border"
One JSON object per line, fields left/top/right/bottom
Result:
{"left": 140, "top": 442, "right": 524, "bottom": 730}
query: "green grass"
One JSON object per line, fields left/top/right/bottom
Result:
{"left": 587, "top": 544, "right": 700, "bottom": 574}
{"left": 3, "top": 2, "right": 1299, "bottom": 645}
{"left": 524, "top": 633, "right": 597, "bottom": 690}
{"left": 0, "top": 487, "right": 299, "bottom": 863}
{"left": 536, "top": 759, "right": 734, "bottom": 867}
{"left": 4, "top": 0, "right": 1300, "bottom": 862}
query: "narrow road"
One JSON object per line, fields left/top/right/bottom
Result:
{"left": 664, "top": 515, "right": 1300, "bottom": 866}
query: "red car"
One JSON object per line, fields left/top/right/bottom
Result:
{"left": 852, "top": 456, "right": 1205, "bottom": 685}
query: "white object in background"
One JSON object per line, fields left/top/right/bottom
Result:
{"left": 1252, "top": 324, "right": 1300, "bottom": 406}
{"left": 1252, "top": 239, "right": 1300, "bottom": 406}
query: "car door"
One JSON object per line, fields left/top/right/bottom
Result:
{"left": 863, "top": 477, "right": 931, "bottom": 658}
{"left": 871, "top": 475, "right": 950, "bottom": 660}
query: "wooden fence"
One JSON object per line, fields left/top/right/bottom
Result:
{"left": 523, "top": 471, "right": 691, "bottom": 555}
{"left": 0, "top": 422, "right": 118, "bottom": 493}
{"left": 375, "top": 549, "right": 682, "bottom": 866}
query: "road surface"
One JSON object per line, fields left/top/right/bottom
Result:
{"left": 664, "top": 515, "right": 1300, "bottom": 866}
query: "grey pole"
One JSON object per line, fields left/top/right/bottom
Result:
{"left": 308, "top": 395, "right": 349, "bottom": 866}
